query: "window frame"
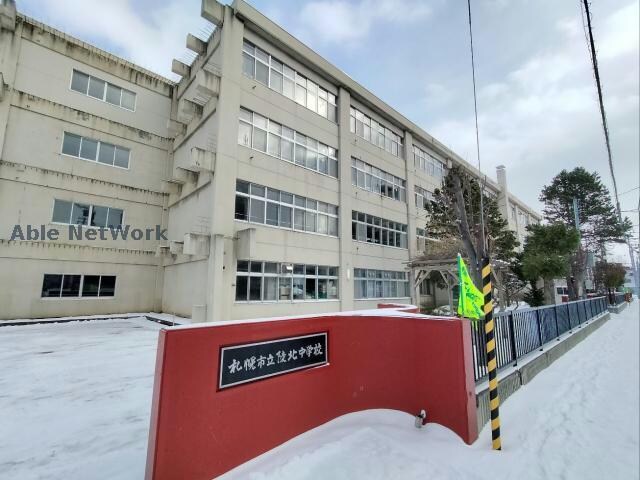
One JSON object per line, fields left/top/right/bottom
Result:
{"left": 349, "top": 107, "right": 403, "bottom": 157}
{"left": 242, "top": 40, "right": 338, "bottom": 123}
{"left": 351, "top": 210, "right": 408, "bottom": 249}
{"left": 353, "top": 268, "right": 410, "bottom": 300}
{"left": 235, "top": 180, "right": 339, "bottom": 238}
{"left": 41, "top": 274, "right": 117, "bottom": 299}
{"left": 351, "top": 157, "right": 406, "bottom": 202}
{"left": 61, "top": 131, "right": 131, "bottom": 170}
{"left": 69, "top": 69, "right": 137, "bottom": 112}
{"left": 235, "top": 260, "right": 339, "bottom": 303}
{"left": 238, "top": 108, "right": 339, "bottom": 179}
{"left": 51, "top": 199, "right": 125, "bottom": 229}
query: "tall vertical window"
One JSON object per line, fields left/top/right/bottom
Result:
{"left": 351, "top": 158, "right": 406, "bottom": 202}
{"left": 417, "top": 227, "right": 428, "bottom": 252}
{"left": 238, "top": 108, "right": 338, "bottom": 178}
{"left": 62, "top": 132, "right": 130, "bottom": 169}
{"left": 413, "top": 145, "right": 446, "bottom": 180}
{"left": 349, "top": 107, "right": 402, "bottom": 157}
{"left": 235, "top": 260, "right": 339, "bottom": 302}
{"left": 351, "top": 211, "right": 407, "bottom": 248}
{"left": 41, "top": 274, "right": 116, "bottom": 298}
{"left": 70, "top": 70, "right": 136, "bottom": 111}
{"left": 354, "top": 269, "right": 410, "bottom": 299}
{"left": 235, "top": 180, "right": 339, "bottom": 237}
{"left": 52, "top": 199, "right": 123, "bottom": 228}
{"left": 415, "top": 185, "right": 434, "bottom": 210}
{"left": 242, "top": 40, "right": 337, "bottom": 122}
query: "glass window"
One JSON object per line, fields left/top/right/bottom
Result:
{"left": 279, "top": 276, "right": 291, "bottom": 300}
{"left": 62, "top": 133, "right": 82, "bottom": 157}
{"left": 266, "top": 202, "right": 279, "bottom": 226}
{"left": 52, "top": 199, "right": 72, "bottom": 224}
{"left": 114, "top": 147, "right": 130, "bottom": 168}
{"left": 91, "top": 205, "right": 108, "bottom": 227}
{"left": 105, "top": 84, "right": 122, "bottom": 106}
{"left": 82, "top": 275, "right": 100, "bottom": 297}
{"left": 253, "top": 127, "right": 267, "bottom": 152}
{"left": 121, "top": 90, "right": 136, "bottom": 111}
{"left": 235, "top": 195, "right": 249, "bottom": 220}
{"left": 107, "top": 208, "right": 124, "bottom": 228}
{"left": 99, "top": 276, "right": 116, "bottom": 297}
{"left": 249, "top": 276, "right": 262, "bottom": 301}
{"left": 41, "top": 274, "right": 63, "bottom": 297}
{"left": 270, "top": 70, "right": 283, "bottom": 93}
{"left": 255, "top": 61, "right": 269, "bottom": 85}
{"left": 71, "top": 203, "right": 90, "bottom": 225}
{"left": 242, "top": 52, "right": 255, "bottom": 77}
{"left": 235, "top": 275, "right": 248, "bottom": 301}
{"left": 98, "top": 143, "right": 116, "bottom": 166}
{"left": 61, "top": 275, "right": 81, "bottom": 297}
{"left": 238, "top": 121, "right": 251, "bottom": 147}
{"left": 88, "top": 77, "right": 105, "bottom": 100}
{"left": 80, "top": 138, "right": 98, "bottom": 160}
{"left": 293, "top": 277, "right": 304, "bottom": 300}
{"left": 71, "top": 71, "right": 89, "bottom": 94}
{"left": 280, "top": 205, "right": 292, "bottom": 229}
{"left": 249, "top": 198, "right": 265, "bottom": 223}
{"left": 263, "top": 277, "right": 278, "bottom": 301}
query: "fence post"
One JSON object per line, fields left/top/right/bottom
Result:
{"left": 535, "top": 308, "right": 544, "bottom": 351}
{"left": 567, "top": 303, "right": 573, "bottom": 333}
{"left": 553, "top": 305, "right": 560, "bottom": 341}
{"left": 507, "top": 311, "right": 518, "bottom": 366}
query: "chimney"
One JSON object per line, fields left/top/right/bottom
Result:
{"left": 496, "top": 164, "right": 507, "bottom": 191}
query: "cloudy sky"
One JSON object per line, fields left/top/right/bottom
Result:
{"left": 20, "top": 0, "right": 639, "bottom": 261}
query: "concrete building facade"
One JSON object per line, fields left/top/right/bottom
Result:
{"left": 0, "top": 0, "right": 541, "bottom": 321}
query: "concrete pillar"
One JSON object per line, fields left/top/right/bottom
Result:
{"left": 496, "top": 165, "right": 513, "bottom": 229}
{"left": 205, "top": 4, "right": 244, "bottom": 322}
{"left": 0, "top": 3, "right": 19, "bottom": 159}
{"left": 403, "top": 131, "right": 419, "bottom": 306}
{"left": 337, "top": 87, "right": 354, "bottom": 311}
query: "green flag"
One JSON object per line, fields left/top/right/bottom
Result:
{"left": 457, "top": 254, "right": 484, "bottom": 320}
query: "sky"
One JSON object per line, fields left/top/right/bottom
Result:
{"left": 19, "top": 0, "right": 640, "bottom": 263}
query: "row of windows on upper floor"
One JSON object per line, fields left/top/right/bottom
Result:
{"left": 242, "top": 40, "right": 338, "bottom": 122}
{"left": 241, "top": 39, "right": 441, "bottom": 171}
{"left": 234, "top": 179, "right": 409, "bottom": 249}
{"left": 70, "top": 70, "right": 137, "bottom": 111}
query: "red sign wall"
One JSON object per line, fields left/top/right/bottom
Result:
{"left": 145, "top": 306, "right": 478, "bottom": 479}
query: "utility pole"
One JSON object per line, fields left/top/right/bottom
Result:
{"left": 581, "top": 0, "right": 638, "bottom": 297}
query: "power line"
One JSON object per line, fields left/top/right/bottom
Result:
{"left": 466, "top": 0, "right": 487, "bottom": 258}
{"left": 580, "top": 0, "right": 639, "bottom": 293}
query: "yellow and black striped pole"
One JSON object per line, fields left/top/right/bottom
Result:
{"left": 482, "top": 256, "right": 501, "bottom": 450}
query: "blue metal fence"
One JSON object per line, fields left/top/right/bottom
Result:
{"left": 471, "top": 296, "right": 608, "bottom": 383}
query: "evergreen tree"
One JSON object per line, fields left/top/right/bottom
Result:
{"left": 425, "top": 165, "right": 519, "bottom": 286}
{"left": 540, "top": 167, "right": 632, "bottom": 251}
{"left": 521, "top": 223, "right": 580, "bottom": 304}
{"left": 540, "top": 167, "right": 631, "bottom": 299}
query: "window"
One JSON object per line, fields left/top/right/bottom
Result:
{"left": 351, "top": 158, "right": 406, "bottom": 202}
{"left": 351, "top": 211, "right": 407, "bottom": 248}
{"left": 235, "top": 180, "right": 338, "bottom": 237}
{"left": 238, "top": 108, "right": 338, "bottom": 178}
{"left": 70, "top": 70, "right": 136, "bottom": 111}
{"left": 41, "top": 274, "right": 116, "bottom": 298}
{"left": 242, "top": 40, "right": 338, "bottom": 122}
{"left": 52, "top": 199, "right": 123, "bottom": 228}
{"left": 350, "top": 107, "right": 402, "bottom": 157}
{"left": 62, "top": 132, "right": 130, "bottom": 169}
{"left": 419, "top": 279, "right": 432, "bottom": 295}
{"left": 235, "top": 260, "right": 338, "bottom": 302}
{"left": 354, "top": 269, "right": 410, "bottom": 299}
{"left": 417, "top": 227, "right": 428, "bottom": 252}
{"left": 415, "top": 185, "right": 434, "bottom": 210}
{"left": 413, "top": 145, "right": 446, "bottom": 180}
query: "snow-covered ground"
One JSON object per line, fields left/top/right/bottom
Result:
{"left": 0, "top": 318, "right": 161, "bottom": 480}
{"left": 0, "top": 305, "right": 637, "bottom": 480}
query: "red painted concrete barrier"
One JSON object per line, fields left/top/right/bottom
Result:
{"left": 145, "top": 308, "right": 478, "bottom": 479}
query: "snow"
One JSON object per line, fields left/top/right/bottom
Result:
{"left": 0, "top": 305, "right": 637, "bottom": 480}
{"left": 0, "top": 318, "right": 162, "bottom": 480}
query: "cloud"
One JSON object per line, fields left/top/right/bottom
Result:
{"left": 425, "top": 0, "right": 639, "bottom": 217}
{"left": 20, "top": 0, "right": 210, "bottom": 80}
{"left": 294, "top": 0, "right": 431, "bottom": 46}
